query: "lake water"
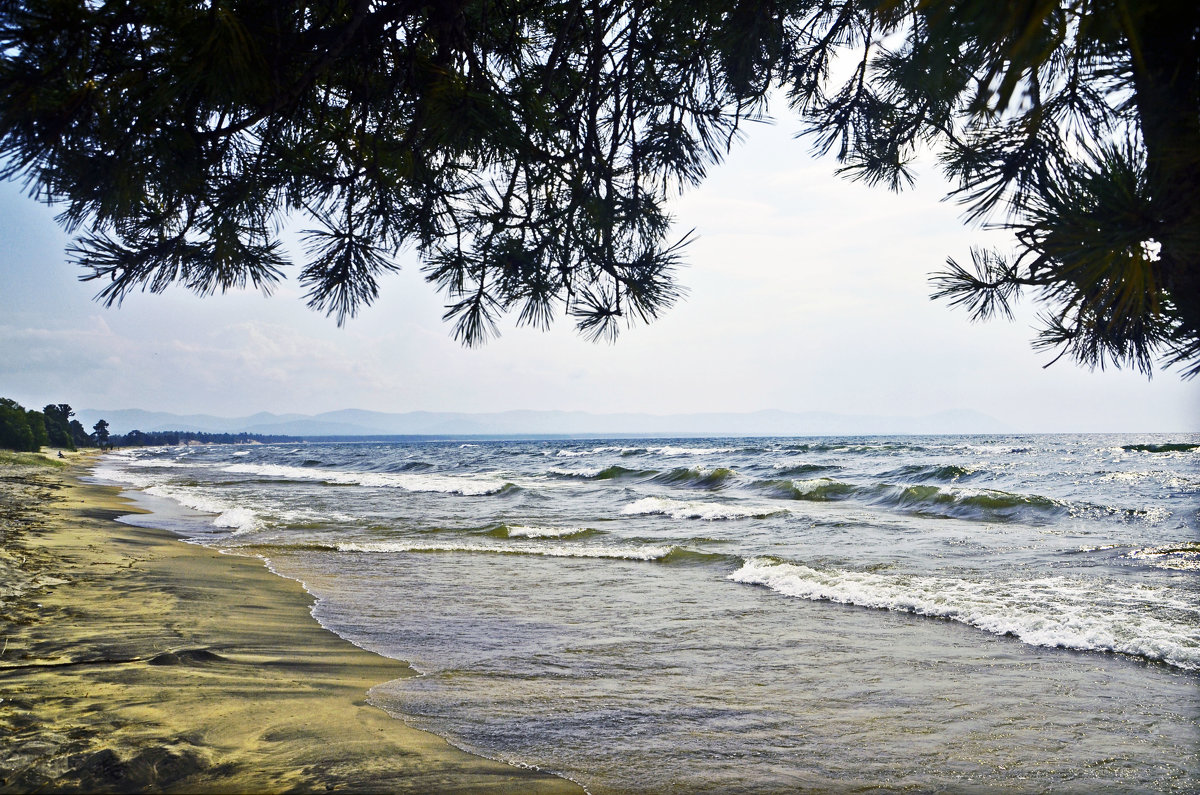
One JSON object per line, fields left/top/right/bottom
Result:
{"left": 96, "top": 434, "right": 1200, "bottom": 792}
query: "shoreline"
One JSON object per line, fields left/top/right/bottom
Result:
{"left": 0, "top": 451, "right": 581, "bottom": 793}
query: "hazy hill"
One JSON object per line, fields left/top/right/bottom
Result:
{"left": 76, "top": 407, "right": 1013, "bottom": 438}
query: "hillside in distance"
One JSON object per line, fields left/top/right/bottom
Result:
{"left": 76, "top": 407, "right": 1013, "bottom": 438}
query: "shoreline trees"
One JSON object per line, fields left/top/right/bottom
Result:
{"left": 0, "top": 396, "right": 295, "bottom": 451}
{"left": 1, "top": 1, "right": 1196, "bottom": 375}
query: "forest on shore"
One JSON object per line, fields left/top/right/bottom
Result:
{"left": 0, "top": 397, "right": 290, "bottom": 451}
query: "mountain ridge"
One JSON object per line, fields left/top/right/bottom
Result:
{"left": 75, "top": 407, "right": 1014, "bottom": 437}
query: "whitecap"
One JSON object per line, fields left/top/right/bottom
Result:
{"left": 729, "top": 558, "right": 1200, "bottom": 670}
{"left": 335, "top": 539, "right": 673, "bottom": 561}
{"left": 223, "top": 462, "right": 509, "bottom": 496}
{"left": 648, "top": 446, "right": 735, "bottom": 457}
{"left": 143, "top": 485, "right": 261, "bottom": 534}
{"left": 1125, "top": 543, "right": 1200, "bottom": 571}
{"left": 547, "top": 466, "right": 603, "bottom": 478}
{"left": 503, "top": 525, "right": 592, "bottom": 538}
{"left": 621, "top": 496, "right": 784, "bottom": 521}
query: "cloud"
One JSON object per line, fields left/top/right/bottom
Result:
{"left": 1, "top": 119, "right": 1196, "bottom": 431}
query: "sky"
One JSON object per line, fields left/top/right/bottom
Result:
{"left": 1, "top": 120, "right": 1197, "bottom": 433}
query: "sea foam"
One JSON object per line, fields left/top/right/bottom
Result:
{"left": 333, "top": 539, "right": 674, "bottom": 560}
{"left": 223, "top": 462, "right": 510, "bottom": 495}
{"left": 502, "top": 524, "right": 594, "bottom": 538}
{"left": 729, "top": 558, "right": 1200, "bottom": 670}
{"left": 143, "top": 485, "right": 262, "bottom": 534}
{"left": 622, "top": 496, "right": 785, "bottom": 521}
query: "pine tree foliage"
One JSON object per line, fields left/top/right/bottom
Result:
{"left": 1, "top": 0, "right": 1196, "bottom": 374}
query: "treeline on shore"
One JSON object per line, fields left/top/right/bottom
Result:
{"left": 0, "top": 397, "right": 291, "bottom": 451}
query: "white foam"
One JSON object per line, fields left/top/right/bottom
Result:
{"left": 730, "top": 558, "right": 1200, "bottom": 670}
{"left": 648, "top": 446, "right": 734, "bottom": 457}
{"left": 1076, "top": 543, "right": 1121, "bottom": 553}
{"left": 92, "top": 465, "right": 162, "bottom": 489}
{"left": 547, "top": 466, "right": 603, "bottom": 478}
{"left": 232, "top": 450, "right": 251, "bottom": 456}
{"left": 621, "top": 496, "right": 783, "bottom": 521}
{"left": 122, "top": 459, "right": 208, "bottom": 468}
{"left": 1126, "top": 544, "right": 1200, "bottom": 571}
{"left": 143, "top": 485, "right": 261, "bottom": 533}
{"left": 276, "top": 507, "right": 358, "bottom": 526}
{"left": 212, "top": 507, "right": 261, "bottom": 533}
{"left": 553, "top": 446, "right": 637, "bottom": 457}
{"left": 552, "top": 445, "right": 731, "bottom": 458}
{"left": 223, "top": 462, "right": 509, "bottom": 495}
{"left": 504, "top": 525, "right": 591, "bottom": 538}
{"left": 335, "top": 539, "right": 672, "bottom": 560}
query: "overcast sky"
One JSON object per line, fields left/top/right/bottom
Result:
{"left": 1, "top": 120, "right": 1197, "bottom": 433}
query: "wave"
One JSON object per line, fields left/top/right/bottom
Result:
{"left": 771, "top": 463, "right": 840, "bottom": 477}
{"left": 873, "top": 484, "right": 1066, "bottom": 522}
{"left": 751, "top": 477, "right": 858, "bottom": 501}
{"left": 787, "top": 442, "right": 926, "bottom": 455}
{"left": 222, "top": 462, "right": 512, "bottom": 496}
{"left": 658, "top": 548, "right": 741, "bottom": 566}
{"left": 120, "top": 459, "right": 215, "bottom": 469}
{"left": 1125, "top": 543, "right": 1200, "bottom": 571}
{"left": 552, "top": 445, "right": 734, "bottom": 458}
{"left": 729, "top": 558, "right": 1200, "bottom": 671}
{"left": 92, "top": 464, "right": 161, "bottom": 490}
{"left": 488, "top": 524, "right": 599, "bottom": 539}
{"left": 250, "top": 536, "right": 736, "bottom": 565}
{"left": 878, "top": 464, "right": 977, "bottom": 482}
{"left": 621, "top": 496, "right": 787, "bottom": 521}
{"left": 321, "top": 539, "right": 677, "bottom": 561}
{"left": 651, "top": 466, "right": 737, "bottom": 489}
{"left": 547, "top": 465, "right": 658, "bottom": 480}
{"left": 750, "top": 476, "right": 1068, "bottom": 522}
{"left": 551, "top": 445, "right": 645, "bottom": 458}
{"left": 1121, "top": 443, "right": 1198, "bottom": 453}
{"left": 143, "top": 485, "right": 261, "bottom": 534}
{"left": 648, "top": 445, "right": 735, "bottom": 457}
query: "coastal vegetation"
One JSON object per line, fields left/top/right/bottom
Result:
{"left": 0, "top": 449, "right": 67, "bottom": 468}
{"left": 0, "top": 1, "right": 1196, "bottom": 376}
{"left": 0, "top": 397, "right": 291, "bottom": 451}
{"left": 0, "top": 399, "right": 73, "bottom": 452}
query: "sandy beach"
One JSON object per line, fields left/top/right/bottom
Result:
{"left": 0, "top": 451, "right": 580, "bottom": 793}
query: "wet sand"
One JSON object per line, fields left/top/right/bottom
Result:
{"left": 0, "top": 451, "right": 580, "bottom": 793}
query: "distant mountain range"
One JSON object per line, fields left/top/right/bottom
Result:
{"left": 75, "top": 407, "right": 1014, "bottom": 438}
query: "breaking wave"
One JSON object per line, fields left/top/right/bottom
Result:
{"left": 730, "top": 558, "right": 1200, "bottom": 671}
{"left": 751, "top": 477, "right": 858, "bottom": 501}
{"left": 488, "top": 524, "right": 599, "bottom": 539}
{"left": 878, "top": 464, "right": 977, "bottom": 482}
{"left": 1125, "top": 542, "right": 1200, "bottom": 571}
{"left": 651, "top": 466, "right": 737, "bottom": 489}
{"left": 621, "top": 496, "right": 786, "bottom": 521}
{"left": 223, "top": 462, "right": 513, "bottom": 496}
{"left": 283, "top": 538, "right": 679, "bottom": 561}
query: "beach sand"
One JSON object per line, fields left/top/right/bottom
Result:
{"left": 0, "top": 451, "right": 581, "bottom": 793}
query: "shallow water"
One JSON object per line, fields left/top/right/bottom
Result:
{"left": 99, "top": 434, "right": 1200, "bottom": 791}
